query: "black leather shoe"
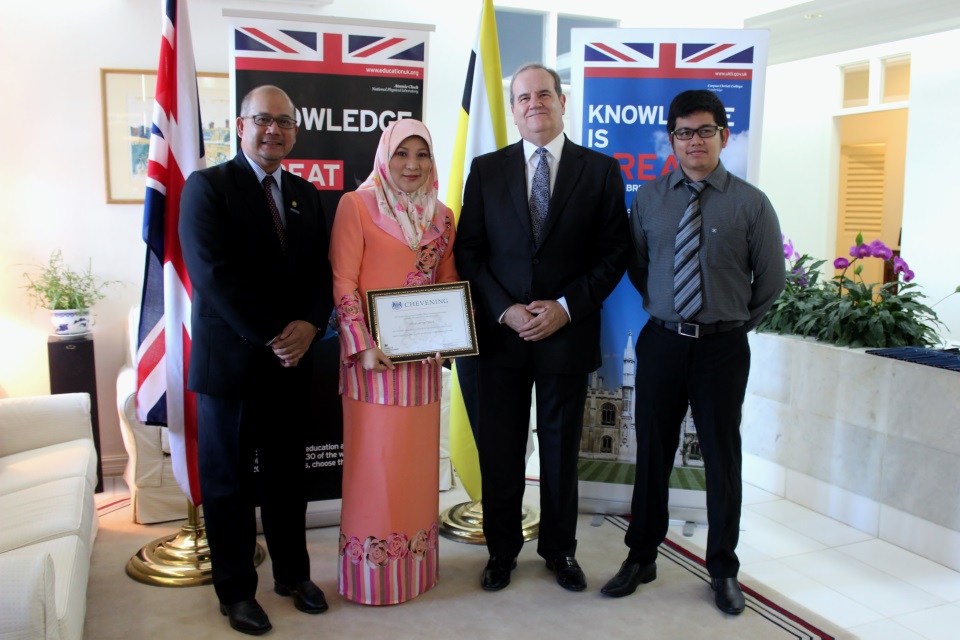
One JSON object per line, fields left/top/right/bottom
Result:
{"left": 274, "top": 580, "right": 328, "bottom": 614}
{"left": 481, "top": 556, "right": 517, "bottom": 591}
{"left": 600, "top": 559, "right": 657, "bottom": 597}
{"left": 711, "top": 577, "right": 745, "bottom": 615}
{"left": 545, "top": 556, "right": 587, "bottom": 592}
{"left": 219, "top": 599, "right": 272, "bottom": 636}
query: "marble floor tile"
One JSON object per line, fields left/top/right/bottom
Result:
{"left": 739, "top": 510, "right": 827, "bottom": 558}
{"left": 849, "top": 618, "right": 929, "bottom": 639}
{"left": 779, "top": 548, "right": 945, "bottom": 618}
{"left": 747, "top": 499, "right": 875, "bottom": 547}
{"left": 741, "top": 559, "right": 884, "bottom": 628}
{"left": 892, "top": 603, "right": 960, "bottom": 640}
{"left": 837, "top": 538, "right": 960, "bottom": 602}
{"left": 742, "top": 481, "right": 781, "bottom": 505}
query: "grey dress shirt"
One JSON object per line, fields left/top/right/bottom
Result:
{"left": 628, "top": 161, "right": 784, "bottom": 331}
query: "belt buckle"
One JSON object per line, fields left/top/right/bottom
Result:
{"left": 677, "top": 322, "right": 700, "bottom": 338}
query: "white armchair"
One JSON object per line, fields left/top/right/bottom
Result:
{"left": 116, "top": 306, "right": 188, "bottom": 524}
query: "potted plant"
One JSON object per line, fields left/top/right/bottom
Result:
{"left": 22, "top": 250, "right": 115, "bottom": 336}
{"left": 758, "top": 233, "right": 957, "bottom": 348}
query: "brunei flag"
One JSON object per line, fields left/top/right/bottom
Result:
{"left": 446, "top": 0, "right": 508, "bottom": 500}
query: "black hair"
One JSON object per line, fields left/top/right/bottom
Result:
{"left": 666, "top": 90, "right": 727, "bottom": 133}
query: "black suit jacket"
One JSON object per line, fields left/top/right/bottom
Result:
{"left": 179, "top": 153, "right": 333, "bottom": 397}
{"left": 455, "top": 136, "right": 629, "bottom": 374}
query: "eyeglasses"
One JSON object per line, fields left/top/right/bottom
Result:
{"left": 671, "top": 125, "right": 724, "bottom": 140}
{"left": 244, "top": 114, "right": 297, "bottom": 129}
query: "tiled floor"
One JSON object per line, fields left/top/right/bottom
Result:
{"left": 96, "top": 475, "right": 960, "bottom": 639}
{"left": 522, "top": 445, "right": 960, "bottom": 640}
{"left": 695, "top": 483, "right": 960, "bottom": 639}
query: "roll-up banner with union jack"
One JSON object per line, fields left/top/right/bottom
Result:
{"left": 568, "top": 29, "right": 769, "bottom": 515}
{"left": 227, "top": 13, "right": 431, "bottom": 503}
{"left": 228, "top": 13, "right": 431, "bottom": 219}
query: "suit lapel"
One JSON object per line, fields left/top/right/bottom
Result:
{"left": 281, "top": 177, "right": 303, "bottom": 263}
{"left": 501, "top": 142, "right": 533, "bottom": 242}
{"left": 538, "top": 136, "right": 583, "bottom": 247}
{"left": 230, "top": 154, "right": 288, "bottom": 259}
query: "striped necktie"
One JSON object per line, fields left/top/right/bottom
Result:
{"left": 529, "top": 147, "right": 550, "bottom": 242}
{"left": 674, "top": 180, "right": 706, "bottom": 321}
{"left": 262, "top": 175, "right": 286, "bottom": 251}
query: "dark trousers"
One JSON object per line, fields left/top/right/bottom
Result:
{"left": 625, "top": 322, "right": 750, "bottom": 578}
{"left": 197, "top": 358, "right": 310, "bottom": 604}
{"left": 478, "top": 361, "right": 587, "bottom": 561}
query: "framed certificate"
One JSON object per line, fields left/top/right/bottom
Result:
{"left": 365, "top": 281, "right": 479, "bottom": 363}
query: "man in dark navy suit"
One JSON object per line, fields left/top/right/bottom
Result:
{"left": 180, "top": 85, "right": 332, "bottom": 636}
{"left": 455, "top": 64, "right": 629, "bottom": 593}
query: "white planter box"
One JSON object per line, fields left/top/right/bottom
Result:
{"left": 742, "top": 331, "right": 960, "bottom": 570}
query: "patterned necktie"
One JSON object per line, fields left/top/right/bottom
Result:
{"left": 674, "top": 180, "right": 706, "bottom": 321}
{"left": 262, "top": 175, "right": 286, "bottom": 251}
{"left": 529, "top": 147, "right": 550, "bottom": 242}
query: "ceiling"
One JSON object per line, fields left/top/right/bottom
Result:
{"left": 744, "top": 0, "right": 960, "bottom": 65}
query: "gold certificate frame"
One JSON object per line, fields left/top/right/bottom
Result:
{"left": 366, "top": 281, "right": 479, "bottom": 364}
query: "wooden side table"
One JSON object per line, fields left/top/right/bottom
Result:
{"left": 47, "top": 334, "right": 103, "bottom": 492}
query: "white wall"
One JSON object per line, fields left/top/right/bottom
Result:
{"left": 758, "top": 31, "right": 960, "bottom": 344}
{"left": 901, "top": 30, "right": 960, "bottom": 345}
{"left": 758, "top": 57, "right": 840, "bottom": 262}
{"left": 1, "top": 1, "right": 955, "bottom": 472}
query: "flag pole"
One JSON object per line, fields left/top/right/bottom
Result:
{"left": 126, "top": 502, "right": 266, "bottom": 587}
{"left": 440, "top": 500, "right": 541, "bottom": 545}
{"left": 438, "top": 0, "right": 539, "bottom": 545}
{"left": 127, "top": 0, "right": 268, "bottom": 584}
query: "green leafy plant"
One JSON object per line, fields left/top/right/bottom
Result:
{"left": 22, "top": 250, "right": 115, "bottom": 311}
{"left": 758, "top": 233, "right": 956, "bottom": 348}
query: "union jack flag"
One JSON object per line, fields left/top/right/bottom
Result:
{"left": 233, "top": 25, "right": 426, "bottom": 78}
{"left": 584, "top": 40, "right": 755, "bottom": 80}
{"left": 136, "top": 0, "right": 204, "bottom": 506}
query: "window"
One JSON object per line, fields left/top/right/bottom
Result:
{"left": 841, "top": 55, "right": 910, "bottom": 109}
{"left": 494, "top": 10, "right": 544, "bottom": 80}
{"left": 882, "top": 56, "right": 910, "bottom": 103}
{"left": 601, "top": 435, "right": 613, "bottom": 453}
{"left": 495, "top": 10, "right": 617, "bottom": 82}
{"left": 555, "top": 15, "right": 618, "bottom": 83}
{"left": 600, "top": 402, "right": 616, "bottom": 426}
{"left": 842, "top": 63, "right": 869, "bottom": 109}
{"left": 494, "top": 9, "right": 618, "bottom": 142}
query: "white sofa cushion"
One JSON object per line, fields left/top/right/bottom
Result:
{"left": 0, "top": 478, "right": 97, "bottom": 555}
{"left": 0, "top": 395, "right": 92, "bottom": 459}
{"left": 0, "top": 553, "right": 59, "bottom": 640}
{"left": 3, "top": 535, "right": 90, "bottom": 640}
{"left": 0, "top": 440, "right": 98, "bottom": 496}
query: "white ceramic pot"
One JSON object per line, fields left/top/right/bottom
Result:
{"left": 49, "top": 309, "right": 92, "bottom": 336}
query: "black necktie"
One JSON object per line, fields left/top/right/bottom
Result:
{"left": 674, "top": 180, "right": 706, "bottom": 321}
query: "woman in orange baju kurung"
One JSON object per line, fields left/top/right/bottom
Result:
{"left": 330, "top": 119, "right": 458, "bottom": 605}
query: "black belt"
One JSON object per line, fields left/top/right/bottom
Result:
{"left": 648, "top": 317, "right": 744, "bottom": 338}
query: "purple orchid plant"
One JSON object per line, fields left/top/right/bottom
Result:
{"left": 758, "top": 232, "right": 952, "bottom": 348}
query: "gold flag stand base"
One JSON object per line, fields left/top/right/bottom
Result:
{"left": 439, "top": 500, "right": 540, "bottom": 545}
{"left": 126, "top": 501, "right": 266, "bottom": 587}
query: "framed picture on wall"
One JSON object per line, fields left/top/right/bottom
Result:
{"left": 100, "top": 69, "right": 230, "bottom": 204}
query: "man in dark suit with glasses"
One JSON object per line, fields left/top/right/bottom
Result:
{"left": 180, "top": 85, "right": 332, "bottom": 636}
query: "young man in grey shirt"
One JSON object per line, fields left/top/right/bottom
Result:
{"left": 601, "top": 89, "right": 784, "bottom": 615}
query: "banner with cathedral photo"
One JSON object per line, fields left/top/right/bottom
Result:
{"left": 568, "top": 28, "right": 770, "bottom": 515}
